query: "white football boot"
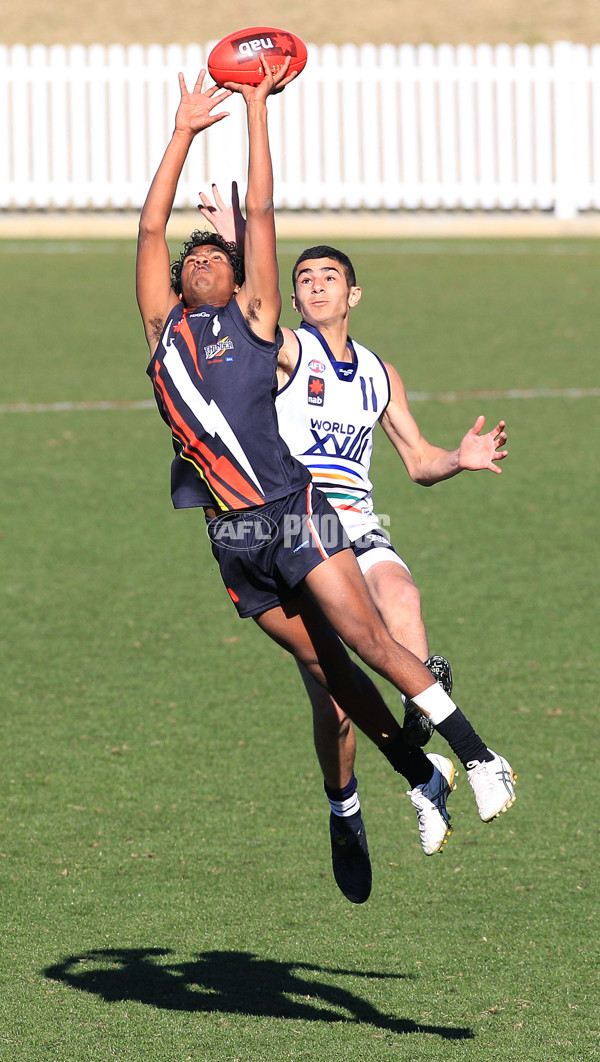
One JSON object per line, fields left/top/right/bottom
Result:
{"left": 407, "top": 753, "right": 457, "bottom": 855}
{"left": 467, "top": 750, "right": 517, "bottom": 822}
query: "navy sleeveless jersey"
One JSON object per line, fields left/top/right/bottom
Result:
{"left": 147, "top": 299, "right": 310, "bottom": 512}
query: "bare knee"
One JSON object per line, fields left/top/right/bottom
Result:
{"left": 386, "top": 583, "right": 423, "bottom": 641}
{"left": 396, "top": 579, "right": 422, "bottom": 616}
{"left": 296, "top": 652, "right": 328, "bottom": 692}
{"left": 297, "top": 660, "right": 353, "bottom": 744}
{"left": 366, "top": 566, "right": 423, "bottom": 629}
{"left": 313, "top": 697, "right": 352, "bottom": 743}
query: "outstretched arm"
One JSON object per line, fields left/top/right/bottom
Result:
{"left": 136, "top": 70, "right": 231, "bottom": 353}
{"left": 226, "top": 55, "right": 297, "bottom": 342}
{"left": 379, "top": 363, "right": 508, "bottom": 484}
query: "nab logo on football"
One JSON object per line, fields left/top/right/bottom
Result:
{"left": 233, "top": 30, "right": 298, "bottom": 64}
{"left": 307, "top": 375, "right": 325, "bottom": 406}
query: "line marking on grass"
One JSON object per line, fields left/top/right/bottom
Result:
{"left": 3, "top": 240, "right": 600, "bottom": 257}
{"left": 407, "top": 387, "right": 600, "bottom": 401}
{"left": 0, "top": 399, "right": 156, "bottom": 413}
{"left": 1, "top": 389, "right": 598, "bottom": 415}
{"left": 0, "top": 241, "right": 134, "bottom": 254}
{"left": 284, "top": 242, "right": 600, "bottom": 257}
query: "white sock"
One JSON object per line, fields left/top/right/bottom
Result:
{"left": 410, "top": 681, "right": 456, "bottom": 726}
{"left": 328, "top": 791, "right": 361, "bottom": 818}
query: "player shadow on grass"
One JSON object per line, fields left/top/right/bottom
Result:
{"left": 43, "top": 947, "right": 473, "bottom": 1039}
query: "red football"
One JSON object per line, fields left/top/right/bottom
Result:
{"left": 207, "top": 27, "right": 307, "bottom": 88}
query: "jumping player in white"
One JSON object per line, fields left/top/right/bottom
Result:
{"left": 199, "top": 185, "right": 515, "bottom": 903}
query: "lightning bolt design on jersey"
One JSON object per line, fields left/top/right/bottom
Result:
{"left": 161, "top": 320, "right": 263, "bottom": 494}
{"left": 148, "top": 300, "right": 311, "bottom": 513}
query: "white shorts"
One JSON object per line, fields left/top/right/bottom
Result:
{"left": 350, "top": 527, "right": 411, "bottom": 576}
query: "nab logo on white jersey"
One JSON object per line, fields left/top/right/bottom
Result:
{"left": 307, "top": 375, "right": 325, "bottom": 406}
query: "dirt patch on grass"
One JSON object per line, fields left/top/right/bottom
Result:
{"left": 3, "top": 0, "right": 599, "bottom": 47}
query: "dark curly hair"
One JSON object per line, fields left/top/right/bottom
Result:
{"left": 170, "top": 230, "right": 245, "bottom": 297}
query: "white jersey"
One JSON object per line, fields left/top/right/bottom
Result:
{"left": 276, "top": 323, "right": 391, "bottom": 540}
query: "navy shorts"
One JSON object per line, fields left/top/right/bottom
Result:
{"left": 206, "top": 483, "right": 351, "bottom": 618}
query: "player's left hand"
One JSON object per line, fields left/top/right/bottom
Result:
{"left": 198, "top": 181, "right": 246, "bottom": 246}
{"left": 224, "top": 55, "right": 297, "bottom": 100}
{"left": 458, "top": 415, "right": 508, "bottom": 473}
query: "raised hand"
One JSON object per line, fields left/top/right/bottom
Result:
{"left": 458, "top": 415, "right": 508, "bottom": 473}
{"left": 174, "top": 69, "right": 231, "bottom": 136}
{"left": 224, "top": 54, "right": 297, "bottom": 101}
{"left": 198, "top": 181, "right": 246, "bottom": 246}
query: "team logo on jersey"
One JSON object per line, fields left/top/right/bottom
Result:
{"left": 307, "top": 375, "right": 325, "bottom": 406}
{"left": 204, "top": 336, "right": 235, "bottom": 362}
{"left": 308, "top": 359, "right": 325, "bottom": 374}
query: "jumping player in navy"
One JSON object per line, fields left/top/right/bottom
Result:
{"left": 137, "top": 61, "right": 516, "bottom": 904}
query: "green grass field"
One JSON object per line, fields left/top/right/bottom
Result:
{"left": 1, "top": 238, "right": 598, "bottom": 1061}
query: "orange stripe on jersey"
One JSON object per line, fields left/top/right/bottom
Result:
{"left": 180, "top": 451, "right": 262, "bottom": 511}
{"left": 177, "top": 453, "right": 230, "bottom": 510}
{"left": 154, "top": 368, "right": 264, "bottom": 510}
{"left": 177, "top": 312, "right": 203, "bottom": 378}
{"left": 156, "top": 377, "right": 248, "bottom": 507}
{"left": 305, "top": 484, "right": 329, "bottom": 560}
{"left": 209, "top": 455, "right": 263, "bottom": 507}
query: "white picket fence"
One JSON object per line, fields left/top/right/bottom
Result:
{"left": 1, "top": 41, "right": 599, "bottom": 217}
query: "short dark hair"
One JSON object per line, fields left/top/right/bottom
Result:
{"left": 171, "top": 230, "right": 245, "bottom": 295}
{"left": 292, "top": 245, "right": 357, "bottom": 289}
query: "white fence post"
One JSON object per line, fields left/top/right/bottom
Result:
{"left": 380, "top": 43, "right": 400, "bottom": 208}
{"left": 592, "top": 46, "right": 600, "bottom": 210}
{"left": 398, "top": 44, "right": 419, "bottom": 209}
{"left": 68, "top": 45, "right": 89, "bottom": 208}
{"left": 49, "top": 45, "right": 69, "bottom": 208}
{"left": 418, "top": 44, "right": 438, "bottom": 208}
{"left": 8, "top": 45, "right": 31, "bottom": 207}
{"left": 554, "top": 41, "right": 577, "bottom": 219}
{"left": 532, "top": 44, "right": 553, "bottom": 211}
{"left": 0, "top": 47, "right": 8, "bottom": 203}
{"left": 456, "top": 44, "right": 477, "bottom": 210}
{"left": 475, "top": 43, "right": 495, "bottom": 210}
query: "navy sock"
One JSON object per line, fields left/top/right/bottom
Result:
{"left": 434, "top": 707, "right": 493, "bottom": 768}
{"left": 330, "top": 808, "right": 363, "bottom": 833}
{"left": 379, "top": 736, "right": 433, "bottom": 789}
{"left": 325, "top": 774, "right": 362, "bottom": 833}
